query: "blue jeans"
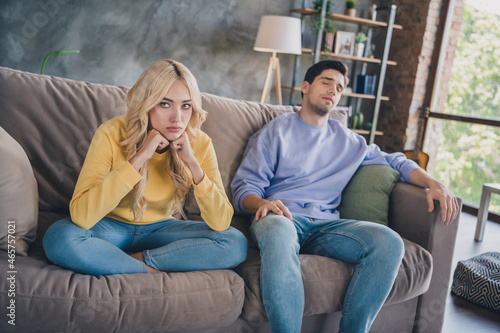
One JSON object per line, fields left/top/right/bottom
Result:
{"left": 43, "top": 217, "right": 248, "bottom": 275}
{"left": 250, "top": 213, "right": 404, "bottom": 333}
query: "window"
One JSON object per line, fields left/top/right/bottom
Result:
{"left": 426, "top": 0, "right": 500, "bottom": 213}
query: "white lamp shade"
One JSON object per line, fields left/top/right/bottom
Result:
{"left": 254, "top": 15, "right": 302, "bottom": 55}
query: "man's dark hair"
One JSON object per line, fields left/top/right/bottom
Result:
{"left": 303, "top": 60, "right": 349, "bottom": 86}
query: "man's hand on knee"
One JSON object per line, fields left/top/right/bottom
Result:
{"left": 256, "top": 200, "right": 293, "bottom": 221}
{"left": 242, "top": 194, "right": 293, "bottom": 221}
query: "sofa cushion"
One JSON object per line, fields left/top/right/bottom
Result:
{"left": 0, "top": 126, "right": 38, "bottom": 256}
{"left": 234, "top": 235, "right": 432, "bottom": 323}
{"left": 337, "top": 165, "right": 400, "bottom": 225}
{"left": 0, "top": 67, "right": 129, "bottom": 216}
{"left": 0, "top": 249, "right": 245, "bottom": 332}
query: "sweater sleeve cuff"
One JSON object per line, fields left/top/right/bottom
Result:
{"left": 235, "top": 190, "right": 261, "bottom": 215}
{"left": 193, "top": 174, "right": 213, "bottom": 197}
{"left": 117, "top": 162, "right": 143, "bottom": 188}
{"left": 400, "top": 161, "right": 420, "bottom": 183}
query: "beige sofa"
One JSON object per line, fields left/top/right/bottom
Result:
{"left": 0, "top": 66, "right": 460, "bottom": 333}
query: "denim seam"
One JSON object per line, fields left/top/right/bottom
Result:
{"left": 90, "top": 230, "right": 135, "bottom": 234}
{"left": 341, "top": 258, "right": 365, "bottom": 333}
{"left": 317, "top": 230, "right": 367, "bottom": 333}
{"left": 141, "top": 230, "right": 223, "bottom": 242}
{"left": 130, "top": 225, "right": 141, "bottom": 250}
{"left": 144, "top": 239, "right": 220, "bottom": 268}
{"left": 299, "top": 217, "right": 315, "bottom": 247}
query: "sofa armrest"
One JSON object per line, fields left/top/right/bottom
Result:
{"left": 388, "top": 182, "right": 461, "bottom": 333}
{"left": 388, "top": 182, "right": 461, "bottom": 251}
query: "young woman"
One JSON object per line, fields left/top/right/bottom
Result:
{"left": 43, "top": 59, "right": 248, "bottom": 275}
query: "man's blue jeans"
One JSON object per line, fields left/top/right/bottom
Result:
{"left": 249, "top": 213, "right": 405, "bottom": 333}
{"left": 43, "top": 217, "right": 248, "bottom": 275}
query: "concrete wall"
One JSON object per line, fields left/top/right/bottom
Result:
{"left": 0, "top": 0, "right": 304, "bottom": 103}
{"left": 0, "top": 0, "right": 376, "bottom": 104}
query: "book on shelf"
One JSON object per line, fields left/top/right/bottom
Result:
{"left": 355, "top": 74, "right": 377, "bottom": 95}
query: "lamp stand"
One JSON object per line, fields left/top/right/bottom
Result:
{"left": 260, "top": 52, "right": 282, "bottom": 105}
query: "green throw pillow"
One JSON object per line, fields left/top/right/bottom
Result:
{"left": 337, "top": 165, "right": 400, "bottom": 225}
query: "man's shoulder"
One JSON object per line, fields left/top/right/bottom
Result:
{"left": 251, "top": 113, "right": 292, "bottom": 141}
{"left": 270, "top": 112, "right": 295, "bottom": 124}
{"left": 261, "top": 112, "right": 295, "bottom": 133}
{"left": 327, "top": 117, "right": 345, "bottom": 128}
{"left": 247, "top": 113, "right": 295, "bottom": 148}
{"left": 327, "top": 117, "right": 357, "bottom": 136}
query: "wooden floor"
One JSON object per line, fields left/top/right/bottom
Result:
{"left": 442, "top": 212, "right": 500, "bottom": 333}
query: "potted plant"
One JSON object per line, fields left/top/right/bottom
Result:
{"left": 345, "top": 0, "right": 356, "bottom": 17}
{"left": 310, "top": 0, "right": 336, "bottom": 51}
{"left": 354, "top": 32, "right": 368, "bottom": 57}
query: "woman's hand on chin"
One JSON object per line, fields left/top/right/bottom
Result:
{"left": 170, "top": 132, "right": 195, "bottom": 164}
{"left": 171, "top": 133, "right": 204, "bottom": 184}
{"left": 130, "top": 129, "right": 169, "bottom": 171}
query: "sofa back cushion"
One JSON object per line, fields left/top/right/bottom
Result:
{"left": 0, "top": 67, "right": 128, "bottom": 213}
{"left": 337, "top": 165, "right": 400, "bottom": 226}
{"left": 0, "top": 127, "right": 38, "bottom": 256}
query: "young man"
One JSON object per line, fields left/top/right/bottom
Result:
{"left": 231, "top": 60, "right": 459, "bottom": 333}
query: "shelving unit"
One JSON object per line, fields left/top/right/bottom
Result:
{"left": 288, "top": 3, "right": 400, "bottom": 144}
{"left": 282, "top": 84, "right": 390, "bottom": 101}
{"left": 291, "top": 8, "right": 403, "bottom": 30}
{"left": 301, "top": 48, "right": 397, "bottom": 66}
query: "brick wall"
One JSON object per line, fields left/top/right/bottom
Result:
{"left": 375, "top": 0, "right": 465, "bottom": 159}
{"left": 425, "top": 0, "right": 465, "bottom": 174}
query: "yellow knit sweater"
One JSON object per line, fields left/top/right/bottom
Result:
{"left": 69, "top": 115, "right": 233, "bottom": 231}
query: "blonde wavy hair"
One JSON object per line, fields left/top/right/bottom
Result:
{"left": 121, "top": 59, "right": 207, "bottom": 221}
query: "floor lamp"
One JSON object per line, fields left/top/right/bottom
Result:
{"left": 254, "top": 16, "right": 302, "bottom": 105}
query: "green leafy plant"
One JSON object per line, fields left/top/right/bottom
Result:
{"left": 355, "top": 32, "right": 367, "bottom": 44}
{"left": 310, "top": 0, "right": 336, "bottom": 36}
{"left": 346, "top": 0, "right": 356, "bottom": 10}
